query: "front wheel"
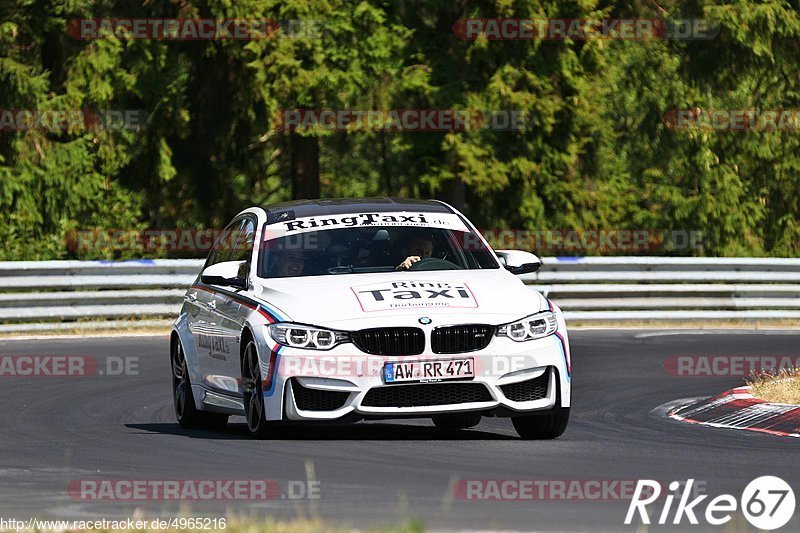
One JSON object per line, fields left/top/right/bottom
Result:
{"left": 242, "top": 341, "right": 271, "bottom": 437}
{"left": 171, "top": 337, "right": 228, "bottom": 430}
{"left": 512, "top": 407, "right": 570, "bottom": 439}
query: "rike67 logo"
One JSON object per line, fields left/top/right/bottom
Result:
{"left": 351, "top": 280, "right": 478, "bottom": 312}
{"left": 626, "top": 477, "right": 796, "bottom": 530}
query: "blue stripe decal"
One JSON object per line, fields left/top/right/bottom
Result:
{"left": 254, "top": 303, "right": 284, "bottom": 398}
{"left": 263, "top": 345, "right": 284, "bottom": 397}
{"left": 194, "top": 282, "right": 287, "bottom": 323}
{"left": 260, "top": 303, "right": 285, "bottom": 322}
{"left": 546, "top": 298, "right": 571, "bottom": 382}
{"left": 554, "top": 331, "right": 571, "bottom": 382}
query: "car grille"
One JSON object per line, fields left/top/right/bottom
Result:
{"left": 361, "top": 382, "right": 493, "bottom": 408}
{"left": 292, "top": 381, "right": 351, "bottom": 411}
{"left": 431, "top": 324, "right": 494, "bottom": 354}
{"left": 500, "top": 370, "right": 549, "bottom": 402}
{"left": 351, "top": 327, "right": 425, "bottom": 356}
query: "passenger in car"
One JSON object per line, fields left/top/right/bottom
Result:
{"left": 269, "top": 250, "right": 306, "bottom": 277}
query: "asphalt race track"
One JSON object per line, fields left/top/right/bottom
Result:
{"left": 1, "top": 330, "right": 798, "bottom": 531}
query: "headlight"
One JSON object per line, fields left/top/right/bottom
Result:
{"left": 496, "top": 311, "right": 557, "bottom": 342}
{"left": 268, "top": 323, "right": 349, "bottom": 350}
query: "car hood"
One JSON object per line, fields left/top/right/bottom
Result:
{"left": 250, "top": 269, "right": 547, "bottom": 328}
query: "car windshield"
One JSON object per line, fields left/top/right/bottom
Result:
{"left": 257, "top": 219, "right": 499, "bottom": 278}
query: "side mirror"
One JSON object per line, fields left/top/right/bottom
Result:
{"left": 495, "top": 250, "right": 542, "bottom": 275}
{"left": 201, "top": 260, "right": 248, "bottom": 289}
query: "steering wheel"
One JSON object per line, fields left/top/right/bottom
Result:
{"left": 408, "top": 257, "right": 463, "bottom": 271}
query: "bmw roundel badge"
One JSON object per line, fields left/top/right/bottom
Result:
{"left": 418, "top": 317, "right": 432, "bottom": 325}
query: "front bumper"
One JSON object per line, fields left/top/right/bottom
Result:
{"left": 275, "top": 334, "right": 571, "bottom": 421}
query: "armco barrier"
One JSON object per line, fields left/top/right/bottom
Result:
{"left": 0, "top": 257, "right": 799, "bottom": 332}
{"left": 524, "top": 257, "right": 800, "bottom": 321}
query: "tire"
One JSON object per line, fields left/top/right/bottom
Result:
{"left": 242, "top": 340, "right": 270, "bottom": 437}
{"left": 512, "top": 407, "right": 570, "bottom": 439}
{"left": 171, "top": 337, "right": 228, "bottom": 430}
{"left": 432, "top": 413, "right": 482, "bottom": 430}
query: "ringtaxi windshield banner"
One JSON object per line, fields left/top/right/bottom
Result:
{"left": 264, "top": 211, "right": 470, "bottom": 238}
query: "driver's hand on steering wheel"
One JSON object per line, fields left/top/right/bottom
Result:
{"left": 397, "top": 256, "right": 421, "bottom": 270}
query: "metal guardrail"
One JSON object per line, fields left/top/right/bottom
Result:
{"left": 0, "top": 257, "right": 799, "bottom": 332}
{"left": 0, "top": 259, "right": 201, "bottom": 332}
{"left": 524, "top": 257, "right": 800, "bottom": 321}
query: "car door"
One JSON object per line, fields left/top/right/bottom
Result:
{"left": 192, "top": 218, "right": 245, "bottom": 390}
{"left": 204, "top": 216, "right": 258, "bottom": 390}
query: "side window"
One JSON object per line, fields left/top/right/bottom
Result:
{"left": 204, "top": 219, "right": 246, "bottom": 269}
{"left": 231, "top": 218, "right": 256, "bottom": 270}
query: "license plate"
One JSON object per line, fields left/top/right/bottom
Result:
{"left": 383, "top": 358, "right": 475, "bottom": 384}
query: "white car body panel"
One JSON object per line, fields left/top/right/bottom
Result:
{"left": 172, "top": 199, "right": 572, "bottom": 426}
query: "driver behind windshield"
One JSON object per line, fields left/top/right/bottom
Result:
{"left": 396, "top": 234, "right": 434, "bottom": 270}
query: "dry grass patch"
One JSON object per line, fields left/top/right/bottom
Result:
{"left": 749, "top": 368, "right": 800, "bottom": 405}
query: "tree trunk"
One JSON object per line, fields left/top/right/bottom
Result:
{"left": 290, "top": 134, "right": 321, "bottom": 199}
{"left": 438, "top": 179, "right": 465, "bottom": 211}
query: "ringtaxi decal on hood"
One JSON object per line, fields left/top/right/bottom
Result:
{"left": 351, "top": 280, "right": 479, "bottom": 312}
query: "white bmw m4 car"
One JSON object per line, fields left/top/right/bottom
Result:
{"left": 171, "top": 198, "right": 571, "bottom": 439}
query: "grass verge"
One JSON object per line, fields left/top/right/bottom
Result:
{"left": 749, "top": 368, "right": 800, "bottom": 405}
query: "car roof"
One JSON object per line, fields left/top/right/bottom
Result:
{"left": 261, "top": 197, "right": 453, "bottom": 220}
